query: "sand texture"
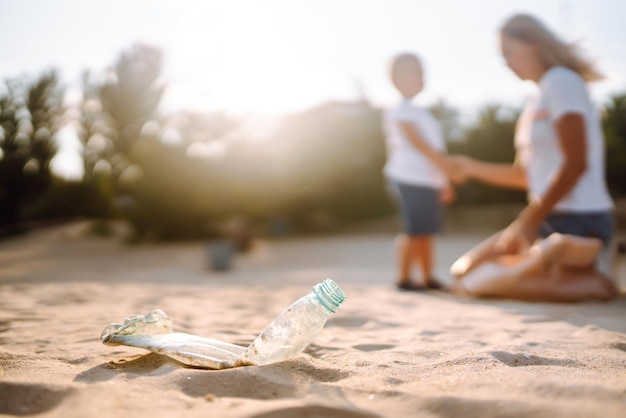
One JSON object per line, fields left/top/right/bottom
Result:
{"left": 1, "top": 223, "right": 625, "bottom": 417}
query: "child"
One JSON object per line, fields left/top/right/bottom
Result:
{"left": 383, "top": 53, "right": 454, "bottom": 291}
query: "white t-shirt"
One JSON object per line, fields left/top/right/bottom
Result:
{"left": 514, "top": 66, "right": 613, "bottom": 212}
{"left": 383, "top": 98, "right": 447, "bottom": 189}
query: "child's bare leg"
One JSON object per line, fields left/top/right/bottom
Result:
{"left": 411, "top": 235, "right": 433, "bottom": 283}
{"left": 460, "top": 253, "right": 543, "bottom": 296}
{"left": 396, "top": 235, "right": 411, "bottom": 284}
{"left": 395, "top": 235, "right": 431, "bottom": 290}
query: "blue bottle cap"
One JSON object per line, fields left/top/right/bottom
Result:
{"left": 312, "top": 278, "right": 346, "bottom": 313}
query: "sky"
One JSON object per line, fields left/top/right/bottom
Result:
{"left": 1, "top": 0, "right": 625, "bottom": 177}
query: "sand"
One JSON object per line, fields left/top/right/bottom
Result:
{"left": 1, "top": 222, "right": 625, "bottom": 418}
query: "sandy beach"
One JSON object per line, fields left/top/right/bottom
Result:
{"left": 1, "top": 222, "right": 625, "bottom": 418}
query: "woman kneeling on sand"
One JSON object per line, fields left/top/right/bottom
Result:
{"left": 447, "top": 13, "right": 618, "bottom": 302}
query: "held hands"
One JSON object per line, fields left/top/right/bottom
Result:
{"left": 441, "top": 153, "right": 544, "bottom": 255}
{"left": 443, "top": 155, "right": 474, "bottom": 184}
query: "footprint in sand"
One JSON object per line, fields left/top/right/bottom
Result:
{"left": 177, "top": 366, "right": 298, "bottom": 400}
{"left": 530, "top": 381, "right": 625, "bottom": 401}
{"left": 292, "top": 362, "right": 351, "bottom": 382}
{"left": 250, "top": 405, "right": 379, "bottom": 418}
{"left": 522, "top": 316, "right": 555, "bottom": 323}
{"left": 609, "top": 342, "right": 626, "bottom": 352}
{"left": 489, "top": 351, "right": 582, "bottom": 367}
{"left": 327, "top": 316, "right": 370, "bottom": 328}
{"left": 422, "top": 395, "right": 555, "bottom": 417}
{"left": 0, "top": 320, "right": 10, "bottom": 333}
{"left": 74, "top": 353, "right": 173, "bottom": 383}
{"left": 419, "top": 330, "right": 441, "bottom": 336}
{"left": 178, "top": 361, "right": 351, "bottom": 400}
{"left": 352, "top": 344, "right": 395, "bottom": 352}
{"left": 0, "top": 382, "right": 74, "bottom": 415}
{"left": 0, "top": 320, "right": 9, "bottom": 345}
{"left": 328, "top": 316, "right": 402, "bottom": 329}
{"left": 304, "top": 343, "right": 342, "bottom": 359}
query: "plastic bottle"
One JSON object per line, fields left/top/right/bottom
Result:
{"left": 236, "top": 278, "right": 345, "bottom": 366}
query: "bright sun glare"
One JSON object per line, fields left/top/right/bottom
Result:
{"left": 44, "top": 0, "right": 626, "bottom": 179}
{"left": 162, "top": 1, "right": 357, "bottom": 115}
{"left": 57, "top": 1, "right": 361, "bottom": 180}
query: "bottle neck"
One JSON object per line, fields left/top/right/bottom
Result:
{"left": 312, "top": 279, "right": 345, "bottom": 313}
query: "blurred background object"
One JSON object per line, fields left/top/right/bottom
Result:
{"left": 1, "top": 0, "right": 625, "bottom": 241}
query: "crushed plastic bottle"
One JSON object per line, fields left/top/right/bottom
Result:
{"left": 100, "top": 279, "right": 345, "bottom": 369}
{"left": 101, "top": 309, "right": 245, "bottom": 369}
{"left": 235, "top": 278, "right": 345, "bottom": 366}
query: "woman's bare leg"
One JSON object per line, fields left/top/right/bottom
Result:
{"left": 535, "top": 233, "right": 602, "bottom": 267}
{"left": 450, "top": 231, "right": 519, "bottom": 278}
{"left": 459, "top": 234, "right": 617, "bottom": 302}
{"left": 460, "top": 253, "right": 542, "bottom": 297}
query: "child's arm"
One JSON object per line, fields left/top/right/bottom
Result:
{"left": 399, "top": 121, "right": 459, "bottom": 193}
{"left": 399, "top": 121, "right": 447, "bottom": 171}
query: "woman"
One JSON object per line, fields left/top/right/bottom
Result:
{"left": 448, "top": 13, "right": 617, "bottom": 301}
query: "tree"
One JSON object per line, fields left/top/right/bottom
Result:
{"left": 72, "top": 43, "right": 165, "bottom": 227}
{"left": 95, "top": 44, "right": 163, "bottom": 189}
{"left": 0, "top": 72, "right": 63, "bottom": 231}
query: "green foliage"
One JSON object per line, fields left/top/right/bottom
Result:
{"left": 103, "top": 102, "right": 394, "bottom": 239}
{"left": 98, "top": 43, "right": 164, "bottom": 160}
{"left": 24, "top": 176, "right": 115, "bottom": 221}
{"left": 71, "top": 43, "right": 166, "bottom": 237}
{"left": 450, "top": 105, "right": 519, "bottom": 162}
{"left": 119, "top": 138, "right": 218, "bottom": 240}
{"left": 78, "top": 43, "right": 164, "bottom": 198}
{"left": 0, "top": 72, "right": 63, "bottom": 231}
{"left": 602, "top": 94, "right": 626, "bottom": 196}
{"left": 274, "top": 102, "right": 393, "bottom": 227}
{"left": 447, "top": 104, "right": 527, "bottom": 205}
{"left": 5, "top": 38, "right": 625, "bottom": 241}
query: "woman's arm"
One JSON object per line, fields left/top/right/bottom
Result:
{"left": 466, "top": 158, "right": 527, "bottom": 190}
{"left": 497, "top": 113, "right": 588, "bottom": 250}
{"left": 445, "top": 155, "right": 527, "bottom": 189}
{"left": 516, "top": 113, "right": 587, "bottom": 228}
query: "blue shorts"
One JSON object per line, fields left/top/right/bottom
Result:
{"left": 538, "top": 211, "right": 615, "bottom": 245}
{"left": 389, "top": 181, "right": 443, "bottom": 236}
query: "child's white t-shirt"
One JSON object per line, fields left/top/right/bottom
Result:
{"left": 383, "top": 99, "right": 447, "bottom": 189}
{"left": 515, "top": 66, "right": 613, "bottom": 212}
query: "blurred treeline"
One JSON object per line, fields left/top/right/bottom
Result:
{"left": 1, "top": 43, "right": 625, "bottom": 240}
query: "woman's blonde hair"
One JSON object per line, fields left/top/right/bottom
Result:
{"left": 501, "top": 13, "right": 603, "bottom": 82}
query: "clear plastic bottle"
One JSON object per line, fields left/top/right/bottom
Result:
{"left": 236, "top": 278, "right": 345, "bottom": 366}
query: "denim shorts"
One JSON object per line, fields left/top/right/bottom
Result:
{"left": 388, "top": 181, "right": 443, "bottom": 236}
{"left": 538, "top": 211, "right": 615, "bottom": 245}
